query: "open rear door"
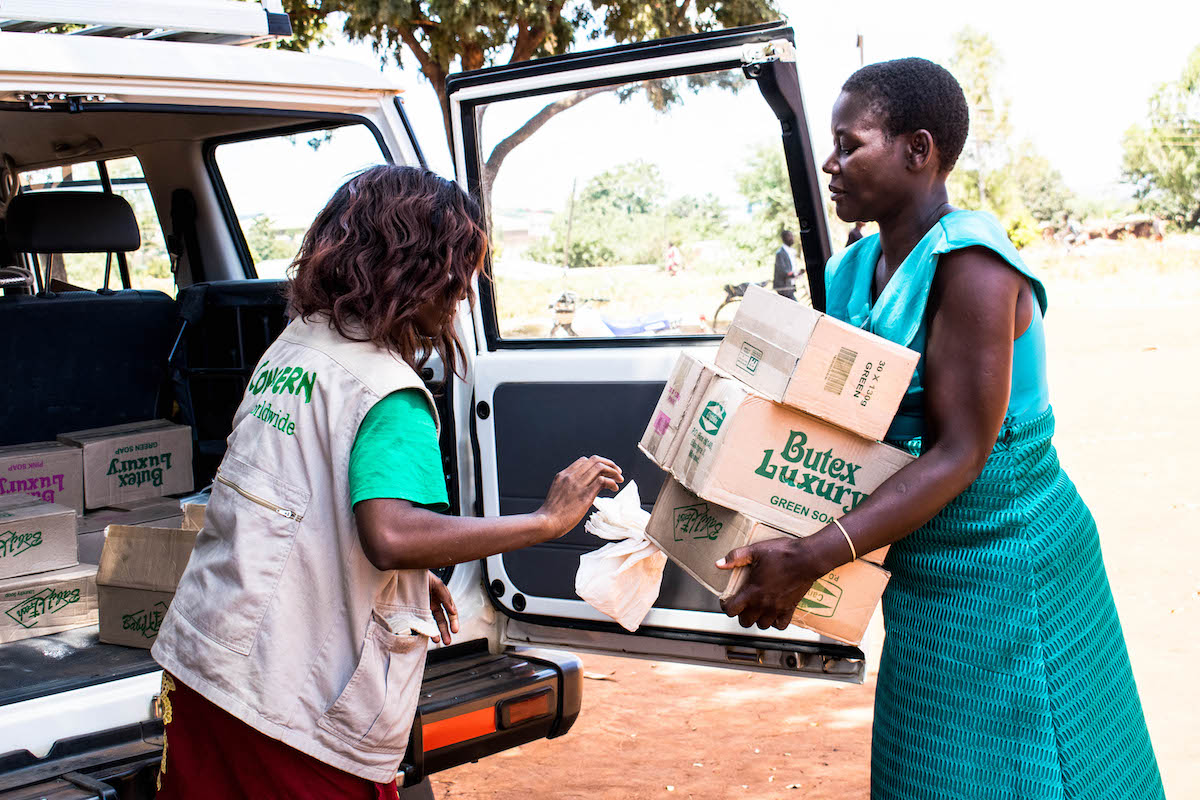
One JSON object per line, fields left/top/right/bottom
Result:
{"left": 448, "top": 22, "right": 864, "bottom": 681}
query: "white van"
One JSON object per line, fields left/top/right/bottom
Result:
{"left": 0, "top": 3, "right": 847, "bottom": 797}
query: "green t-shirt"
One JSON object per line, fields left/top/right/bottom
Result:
{"left": 349, "top": 389, "right": 448, "bottom": 511}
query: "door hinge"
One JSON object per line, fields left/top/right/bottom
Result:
{"left": 741, "top": 40, "right": 796, "bottom": 66}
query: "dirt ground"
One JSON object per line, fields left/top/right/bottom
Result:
{"left": 433, "top": 250, "right": 1200, "bottom": 799}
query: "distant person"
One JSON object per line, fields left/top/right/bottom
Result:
{"left": 846, "top": 221, "right": 866, "bottom": 246}
{"left": 665, "top": 241, "right": 682, "bottom": 276}
{"left": 773, "top": 229, "right": 801, "bottom": 299}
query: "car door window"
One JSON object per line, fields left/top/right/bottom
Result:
{"left": 477, "top": 65, "right": 809, "bottom": 342}
{"left": 210, "top": 124, "right": 388, "bottom": 279}
{"left": 18, "top": 156, "right": 173, "bottom": 295}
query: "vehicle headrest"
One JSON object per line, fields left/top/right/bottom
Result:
{"left": 5, "top": 191, "right": 140, "bottom": 254}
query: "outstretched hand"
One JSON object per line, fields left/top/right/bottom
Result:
{"left": 428, "top": 571, "right": 458, "bottom": 645}
{"left": 716, "top": 537, "right": 823, "bottom": 630}
{"left": 537, "top": 455, "right": 623, "bottom": 540}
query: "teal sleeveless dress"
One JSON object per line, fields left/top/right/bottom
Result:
{"left": 824, "top": 211, "right": 1164, "bottom": 800}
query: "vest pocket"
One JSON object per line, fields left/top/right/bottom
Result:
{"left": 317, "top": 612, "right": 431, "bottom": 753}
{"left": 172, "top": 454, "right": 310, "bottom": 655}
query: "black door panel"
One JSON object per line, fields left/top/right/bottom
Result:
{"left": 491, "top": 381, "right": 722, "bottom": 614}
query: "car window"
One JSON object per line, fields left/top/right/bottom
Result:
{"left": 211, "top": 124, "right": 388, "bottom": 279}
{"left": 18, "top": 156, "right": 174, "bottom": 296}
{"left": 475, "top": 65, "right": 810, "bottom": 342}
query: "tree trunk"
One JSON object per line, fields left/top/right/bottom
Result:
{"left": 479, "top": 85, "right": 615, "bottom": 215}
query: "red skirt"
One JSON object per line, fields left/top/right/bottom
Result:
{"left": 155, "top": 673, "right": 401, "bottom": 800}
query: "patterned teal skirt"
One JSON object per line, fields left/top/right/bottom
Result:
{"left": 872, "top": 408, "right": 1164, "bottom": 800}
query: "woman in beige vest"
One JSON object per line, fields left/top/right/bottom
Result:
{"left": 152, "top": 165, "right": 621, "bottom": 799}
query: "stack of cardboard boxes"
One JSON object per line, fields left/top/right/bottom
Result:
{"left": 0, "top": 420, "right": 195, "bottom": 644}
{"left": 639, "top": 287, "right": 920, "bottom": 645}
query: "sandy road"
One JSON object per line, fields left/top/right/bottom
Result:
{"left": 433, "top": 266, "right": 1200, "bottom": 799}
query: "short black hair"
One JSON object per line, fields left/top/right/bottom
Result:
{"left": 842, "top": 57, "right": 969, "bottom": 173}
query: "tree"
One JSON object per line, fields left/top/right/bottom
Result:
{"left": 279, "top": 1, "right": 776, "bottom": 201}
{"left": 734, "top": 142, "right": 797, "bottom": 266}
{"left": 1122, "top": 45, "right": 1200, "bottom": 230}
{"left": 947, "top": 27, "right": 1016, "bottom": 217}
{"left": 526, "top": 159, "right": 730, "bottom": 267}
{"left": 246, "top": 215, "right": 294, "bottom": 264}
{"left": 1010, "top": 140, "right": 1075, "bottom": 224}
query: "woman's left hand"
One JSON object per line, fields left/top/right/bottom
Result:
{"left": 716, "top": 537, "right": 825, "bottom": 630}
{"left": 428, "top": 572, "right": 458, "bottom": 644}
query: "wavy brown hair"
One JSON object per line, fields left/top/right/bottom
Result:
{"left": 287, "top": 165, "right": 487, "bottom": 377}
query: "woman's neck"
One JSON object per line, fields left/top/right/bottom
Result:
{"left": 875, "top": 188, "right": 952, "bottom": 273}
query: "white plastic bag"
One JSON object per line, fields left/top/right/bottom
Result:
{"left": 575, "top": 481, "right": 667, "bottom": 632}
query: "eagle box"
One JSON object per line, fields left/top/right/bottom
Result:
{"left": 96, "top": 524, "right": 197, "bottom": 648}
{"left": 0, "top": 494, "right": 78, "bottom": 580}
{"left": 0, "top": 564, "right": 98, "bottom": 643}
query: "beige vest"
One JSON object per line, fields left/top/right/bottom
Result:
{"left": 153, "top": 316, "right": 439, "bottom": 783}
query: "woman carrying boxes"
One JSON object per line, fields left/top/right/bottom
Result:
{"left": 719, "top": 59, "right": 1165, "bottom": 799}
{"left": 150, "top": 166, "right": 621, "bottom": 799}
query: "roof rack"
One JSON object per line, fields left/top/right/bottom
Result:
{"left": 0, "top": 0, "right": 292, "bottom": 46}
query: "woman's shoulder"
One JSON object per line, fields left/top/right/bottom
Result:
{"left": 933, "top": 209, "right": 1048, "bottom": 312}
{"left": 934, "top": 210, "right": 1019, "bottom": 260}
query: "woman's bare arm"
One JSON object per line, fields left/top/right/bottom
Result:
{"left": 354, "top": 455, "right": 622, "bottom": 571}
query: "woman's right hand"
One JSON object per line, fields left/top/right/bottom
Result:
{"left": 536, "top": 456, "right": 623, "bottom": 540}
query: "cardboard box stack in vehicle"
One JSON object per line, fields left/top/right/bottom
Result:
{"left": 0, "top": 564, "right": 99, "bottom": 643}
{"left": 0, "top": 494, "right": 78, "bottom": 580}
{"left": 0, "top": 441, "right": 85, "bottom": 514}
{"left": 97, "top": 524, "right": 198, "bottom": 648}
{"left": 714, "top": 286, "right": 920, "bottom": 442}
{"left": 638, "top": 297, "right": 919, "bottom": 644}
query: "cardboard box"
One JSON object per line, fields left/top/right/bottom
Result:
{"left": 639, "top": 353, "right": 716, "bottom": 468}
{"left": 715, "top": 286, "right": 920, "bottom": 441}
{"left": 0, "top": 564, "right": 99, "bottom": 643}
{"left": 0, "top": 441, "right": 84, "bottom": 514}
{"left": 58, "top": 420, "right": 193, "bottom": 509}
{"left": 723, "top": 546, "right": 890, "bottom": 645}
{"left": 645, "top": 480, "right": 888, "bottom": 645}
{"left": 181, "top": 502, "right": 206, "bottom": 531}
{"left": 641, "top": 359, "right": 915, "bottom": 538}
{"left": 0, "top": 494, "right": 78, "bottom": 580}
{"left": 96, "top": 525, "right": 197, "bottom": 648}
{"left": 77, "top": 498, "right": 185, "bottom": 564}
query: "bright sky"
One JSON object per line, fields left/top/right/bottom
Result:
{"left": 320, "top": 0, "right": 1198, "bottom": 206}
{"left": 243, "top": 0, "right": 1190, "bottom": 226}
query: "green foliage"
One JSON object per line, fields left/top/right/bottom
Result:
{"left": 946, "top": 27, "right": 1067, "bottom": 247}
{"left": 1121, "top": 45, "right": 1200, "bottom": 230}
{"left": 1005, "top": 211, "right": 1039, "bottom": 250}
{"left": 1009, "top": 140, "right": 1075, "bottom": 223}
{"left": 733, "top": 142, "right": 797, "bottom": 267}
{"left": 246, "top": 215, "right": 294, "bottom": 263}
{"left": 527, "top": 159, "right": 730, "bottom": 267}
{"left": 276, "top": 1, "right": 776, "bottom": 187}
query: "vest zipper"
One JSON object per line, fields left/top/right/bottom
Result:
{"left": 215, "top": 474, "right": 304, "bottom": 522}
